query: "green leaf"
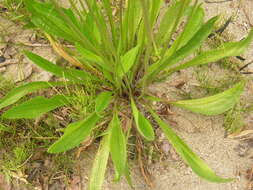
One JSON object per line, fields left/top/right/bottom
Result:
{"left": 89, "top": 134, "right": 110, "bottom": 190}
{"left": 168, "top": 29, "right": 253, "bottom": 73}
{"left": 118, "top": 45, "right": 140, "bottom": 78}
{"left": 147, "top": 16, "right": 218, "bottom": 79}
{"left": 156, "top": 1, "right": 183, "bottom": 44}
{"left": 131, "top": 99, "right": 155, "bottom": 141}
{"left": 0, "top": 123, "right": 13, "bottom": 133}
{"left": 149, "top": 109, "right": 233, "bottom": 183}
{"left": 177, "top": 5, "right": 204, "bottom": 48}
{"left": 0, "top": 81, "right": 65, "bottom": 110}
{"left": 75, "top": 43, "right": 112, "bottom": 72}
{"left": 2, "top": 95, "right": 68, "bottom": 119}
{"left": 25, "top": 0, "right": 78, "bottom": 42}
{"left": 48, "top": 113, "right": 100, "bottom": 153}
{"left": 150, "top": 0, "right": 163, "bottom": 27}
{"left": 95, "top": 91, "right": 113, "bottom": 114}
{"left": 123, "top": 0, "right": 142, "bottom": 49}
{"left": 156, "top": 0, "right": 190, "bottom": 45}
{"left": 165, "top": 4, "right": 205, "bottom": 57}
{"left": 171, "top": 82, "right": 244, "bottom": 116}
{"left": 110, "top": 111, "right": 127, "bottom": 180}
{"left": 24, "top": 51, "right": 91, "bottom": 82}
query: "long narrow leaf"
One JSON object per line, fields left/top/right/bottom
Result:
{"left": 168, "top": 29, "right": 253, "bottom": 73}
{"left": 149, "top": 109, "right": 233, "bottom": 183}
{"left": 48, "top": 112, "right": 100, "bottom": 153}
{"left": 156, "top": 1, "right": 184, "bottom": 44}
{"left": 147, "top": 16, "right": 218, "bottom": 80}
{"left": 0, "top": 81, "right": 65, "bottom": 110}
{"left": 165, "top": 4, "right": 205, "bottom": 57}
{"left": 2, "top": 95, "right": 68, "bottom": 119}
{"left": 110, "top": 111, "right": 127, "bottom": 180}
{"left": 118, "top": 45, "right": 140, "bottom": 78}
{"left": 171, "top": 82, "right": 244, "bottom": 116}
{"left": 95, "top": 91, "right": 113, "bottom": 114}
{"left": 24, "top": 51, "right": 92, "bottom": 82}
{"left": 131, "top": 99, "right": 154, "bottom": 141}
{"left": 89, "top": 133, "right": 110, "bottom": 190}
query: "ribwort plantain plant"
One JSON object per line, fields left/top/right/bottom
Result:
{"left": 1, "top": 0, "right": 253, "bottom": 189}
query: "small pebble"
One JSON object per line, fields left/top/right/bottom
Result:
{"left": 0, "top": 56, "right": 6, "bottom": 63}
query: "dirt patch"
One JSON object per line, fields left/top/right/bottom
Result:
{"left": 0, "top": 1, "right": 253, "bottom": 190}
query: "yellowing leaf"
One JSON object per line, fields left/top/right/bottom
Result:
{"left": 171, "top": 82, "right": 244, "bottom": 116}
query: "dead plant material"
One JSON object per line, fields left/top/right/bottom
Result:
{"left": 204, "top": 0, "right": 233, "bottom": 3}
{"left": 246, "top": 166, "right": 253, "bottom": 190}
{"left": 208, "top": 16, "right": 232, "bottom": 38}
{"left": 228, "top": 130, "right": 253, "bottom": 140}
{"left": 0, "top": 58, "right": 18, "bottom": 67}
{"left": 240, "top": 60, "right": 253, "bottom": 71}
{"left": 76, "top": 137, "right": 94, "bottom": 159}
{"left": 45, "top": 33, "right": 103, "bottom": 78}
{"left": 136, "top": 137, "right": 154, "bottom": 188}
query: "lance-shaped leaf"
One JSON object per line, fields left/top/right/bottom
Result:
{"left": 0, "top": 81, "right": 65, "bottom": 110}
{"left": 24, "top": 51, "right": 92, "bottom": 82}
{"left": 48, "top": 112, "right": 100, "bottom": 153}
{"left": 75, "top": 43, "right": 112, "bottom": 72}
{"left": 156, "top": 1, "right": 185, "bottom": 44}
{"left": 95, "top": 91, "right": 113, "bottom": 114}
{"left": 89, "top": 133, "right": 110, "bottom": 190}
{"left": 131, "top": 99, "right": 155, "bottom": 141}
{"left": 171, "top": 82, "right": 244, "bottom": 116}
{"left": 165, "top": 4, "right": 205, "bottom": 57}
{"left": 168, "top": 29, "right": 253, "bottom": 73}
{"left": 147, "top": 16, "right": 218, "bottom": 79}
{"left": 149, "top": 109, "right": 233, "bottom": 183}
{"left": 118, "top": 45, "right": 140, "bottom": 78}
{"left": 2, "top": 95, "right": 68, "bottom": 119}
{"left": 110, "top": 111, "right": 127, "bottom": 181}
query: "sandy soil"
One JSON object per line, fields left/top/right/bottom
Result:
{"left": 0, "top": 0, "right": 252, "bottom": 190}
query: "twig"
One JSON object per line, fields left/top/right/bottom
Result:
{"left": 240, "top": 72, "right": 253, "bottom": 75}
{"left": 22, "top": 42, "right": 74, "bottom": 48}
{"left": 208, "top": 17, "right": 247, "bottom": 62}
{"left": 208, "top": 17, "right": 233, "bottom": 38}
{"left": 239, "top": 60, "right": 253, "bottom": 71}
{"left": 204, "top": 0, "right": 233, "bottom": 3}
{"left": 0, "top": 59, "right": 18, "bottom": 67}
{"left": 136, "top": 137, "right": 154, "bottom": 188}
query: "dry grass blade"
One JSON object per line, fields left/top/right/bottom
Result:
{"left": 45, "top": 33, "right": 103, "bottom": 78}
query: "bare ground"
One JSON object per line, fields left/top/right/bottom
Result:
{"left": 0, "top": 0, "right": 253, "bottom": 190}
